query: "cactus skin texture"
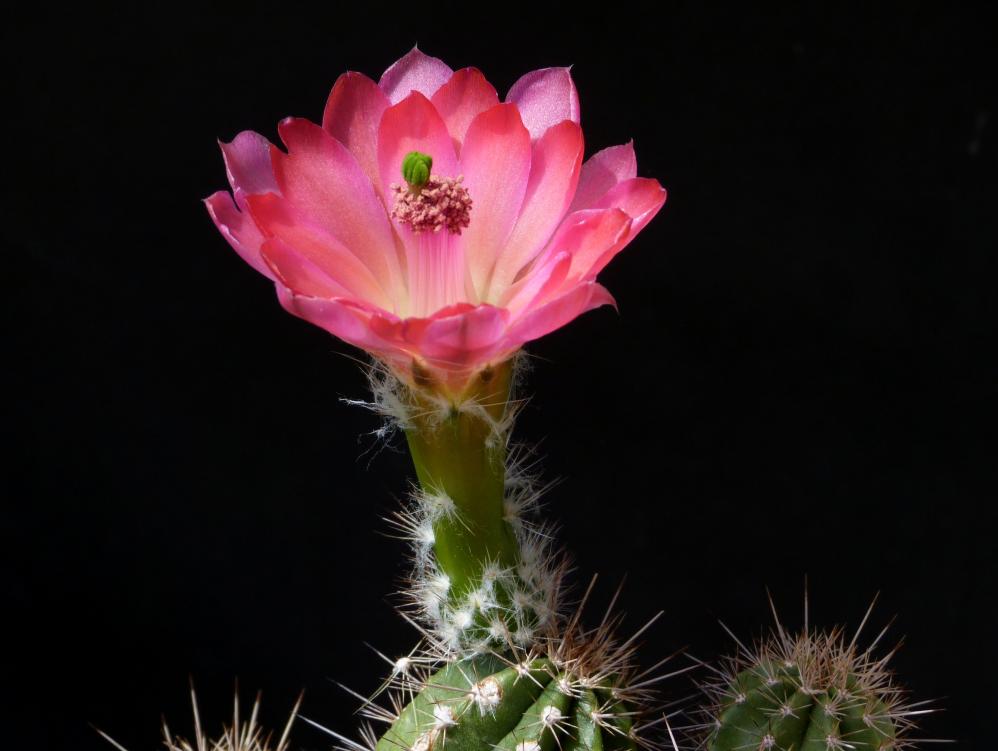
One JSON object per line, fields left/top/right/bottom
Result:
{"left": 376, "top": 654, "right": 636, "bottom": 751}
{"left": 709, "top": 660, "right": 896, "bottom": 751}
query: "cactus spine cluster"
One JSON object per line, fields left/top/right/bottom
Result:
{"left": 375, "top": 654, "right": 636, "bottom": 751}
{"left": 97, "top": 687, "right": 301, "bottom": 751}
{"left": 698, "top": 601, "right": 921, "bottom": 751}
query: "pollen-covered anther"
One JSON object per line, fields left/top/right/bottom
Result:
{"left": 469, "top": 676, "right": 503, "bottom": 715}
{"left": 391, "top": 175, "right": 472, "bottom": 235}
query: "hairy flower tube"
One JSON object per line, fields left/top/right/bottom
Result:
{"left": 205, "top": 47, "right": 666, "bottom": 401}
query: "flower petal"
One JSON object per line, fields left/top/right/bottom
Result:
{"left": 499, "top": 250, "right": 572, "bottom": 316}
{"left": 377, "top": 91, "right": 460, "bottom": 205}
{"left": 272, "top": 117, "right": 403, "bottom": 297}
{"left": 430, "top": 67, "right": 500, "bottom": 154}
{"left": 458, "top": 103, "right": 532, "bottom": 297}
{"left": 322, "top": 71, "right": 390, "bottom": 191}
{"left": 219, "top": 131, "right": 279, "bottom": 195}
{"left": 246, "top": 192, "right": 391, "bottom": 306}
{"left": 589, "top": 177, "right": 668, "bottom": 245}
{"left": 486, "top": 120, "right": 584, "bottom": 298}
{"left": 395, "top": 304, "right": 510, "bottom": 369}
{"left": 501, "top": 208, "right": 631, "bottom": 313}
{"left": 379, "top": 47, "right": 453, "bottom": 105}
{"left": 260, "top": 238, "right": 355, "bottom": 299}
{"left": 544, "top": 208, "right": 633, "bottom": 283}
{"left": 506, "top": 67, "right": 580, "bottom": 140}
{"left": 279, "top": 290, "right": 398, "bottom": 355}
{"left": 503, "top": 282, "right": 615, "bottom": 349}
{"left": 204, "top": 189, "right": 275, "bottom": 280}
{"left": 568, "top": 141, "right": 637, "bottom": 213}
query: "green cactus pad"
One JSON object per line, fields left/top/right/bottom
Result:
{"left": 376, "top": 655, "right": 638, "bottom": 751}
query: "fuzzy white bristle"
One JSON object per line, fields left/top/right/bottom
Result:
{"left": 469, "top": 676, "right": 503, "bottom": 715}
{"left": 540, "top": 705, "right": 563, "bottom": 728}
{"left": 451, "top": 609, "right": 474, "bottom": 630}
{"left": 466, "top": 588, "right": 495, "bottom": 613}
{"left": 432, "top": 704, "right": 457, "bottom": 729}
{"left": 421, "top": 491, "right": 458, "bottom": 522}
{"left": 393, "top": 657, "right": 412, "bottom": 677}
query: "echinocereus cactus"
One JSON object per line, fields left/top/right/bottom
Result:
{"left": 200, "top": 46, "right": 670, "bottom": 751}
{"left": 696, "top": 597, "right": 928, "bottom": 751}
{"left": 99, "top": 43, "right": 936, "bottom": 751}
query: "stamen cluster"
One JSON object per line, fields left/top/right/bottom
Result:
{"left": 390, "top": 176, "right": 472, "bottom": 235}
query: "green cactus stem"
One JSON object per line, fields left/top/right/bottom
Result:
{"left": 377, "top": 355, "right": 560, "bottom": 653}
{"left": 376, "top": 654, "right": 638, "bottom": 751}
{"left": 403, "top": 359, "right": 520, "bottom": 600}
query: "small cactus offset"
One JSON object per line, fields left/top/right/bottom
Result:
{"left": 698, "top": 599, "right": 925, "bottom": 751}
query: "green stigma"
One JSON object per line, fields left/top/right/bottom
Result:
{"left": 401, "top": 151, "right": 433, "bottom": 191}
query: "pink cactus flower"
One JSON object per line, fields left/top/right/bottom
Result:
{"left": 205, "top": 48, "right": 666, "bottom": 398}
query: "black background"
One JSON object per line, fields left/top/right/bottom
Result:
{"left": 7, "top": 4, "right": 996, "bottom": 749}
